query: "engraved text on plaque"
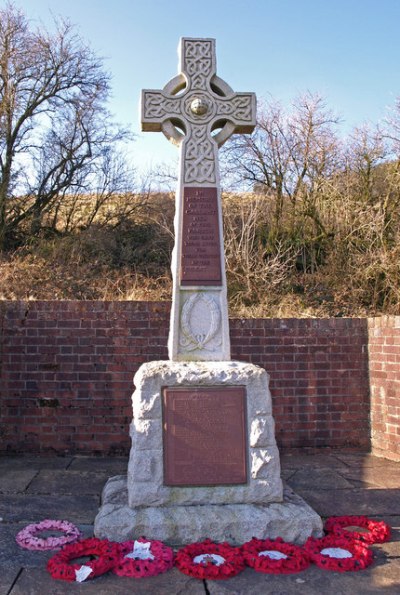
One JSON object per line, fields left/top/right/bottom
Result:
{"left": 163, "top": 386, "right": 247, "bottom": 486}
{"left": 181, "top": 187, "right": 222, "bottom": 286}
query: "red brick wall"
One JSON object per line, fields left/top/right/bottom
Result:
{"left": 232, "top": 318, "right": 370, "bottom": 450}
{"left": 368, "top": 317, "right": 400, "bottom": 461}
{"left": 0, "top": 301, "right": 371, "bottom": 454}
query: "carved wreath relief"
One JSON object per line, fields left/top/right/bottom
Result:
{"left": 179, "top": 293, "right": 222, "bottom": 351}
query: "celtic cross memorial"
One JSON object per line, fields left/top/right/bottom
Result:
{"left": 141, "top": 38, "right": 256, "bottom": 361}
{"left": 94, "top": 38, "right": 322, "bottom": 544}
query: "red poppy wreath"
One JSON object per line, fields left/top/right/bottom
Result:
{"left": 304, "top": 534, "right": 373, "bottom": 572}
{"left": 112, "top": 538, "right": 174, "bottom": 577}
{"left": 324, "top": 515, "right": 391, "bottom": 545}
{"left": 241, "top": 537, "right": 310, "bottom": 574}
{"left": 175, "top": 539, "right": 245, "bottom": 580}
{"left": 47, "top": 537, "right": 120, "bottom": 582}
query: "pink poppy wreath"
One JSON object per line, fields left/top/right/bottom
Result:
{"left": 47, "top": 537, "right": 120, "bottom": 582}
{"left": 112, "top": 538, "right": 174, "bottom": 577}
{"left": 175, "top": 539, "right": 245, "bottom": 580}
{"left": 241, "top": 537, "right": 310, "bottom": 574}
{"left": 324, "top": 515, "right": 391, "bottom": 545}
{"left": 15, "top": 519, "right": 81, "bottom": 551}
{"left": 304, "top": 534, "right": 373, "bottom": 572}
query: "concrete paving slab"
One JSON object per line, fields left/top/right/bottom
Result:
{"left": 0, "top": 494, "right": 99, "bottom": 524}
{"left": 380, "top": 515, "right": 400, "bottom": 539}
{"left": 0, "top": 524, "right": 54, "bottom": 569}
{"left": 2, "top": 453, "right": 400, "bottom": 595}
{"left": 281, "top": 468, "right": 297, "bottom": 481}
{"left": 9, "top": 567, "right": 206, "bottom": 595}
{"left": 287, "top": 468, "right": 354, "bottom": 490}
{"left": 6, "top": 539, "right": 400, "bottom": 595}
{"left": 0, "top": 524, "right": 95, "bottom": 569}
{"left": 335, "top": 453, "right": 400, "bottom": 469}
{"left": 0, "top": 469, "right": 38, "bottom": 494}
{"left": 0, "top": 566, "right": 20, "bottom": 595}
{"left": 206, "top": 548, "right": 400, "bottom": 595}
{"left": 338, "top": 465, "right": 400, "bottom": 489}
{"left": 68, "top": 456, "right": 128, "bottom": 474}
{"left": 0, "top": 456, "right": 72, "bottom": 471}
{"left": 280, "top": 452, "right": 349, "bottom": 469}
{"left": 295, "top": 488, "right": 400, "bottom": 517}
{"left": 26, "top": 470, "right": 110, "bottom": 495}
{"left": 337, "top": 476, "right": 382, "bottom": 490}
{"left": 206, "top": 519, "right": 400, "bottom": 594}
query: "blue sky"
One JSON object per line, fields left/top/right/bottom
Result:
{"left": 20, "top": 0, "right": 400, "bottom": 179}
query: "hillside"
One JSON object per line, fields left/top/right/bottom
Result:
{"left": 1, "top": 190, "right": 399, "bottom": 318}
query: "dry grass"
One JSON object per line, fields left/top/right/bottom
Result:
{"left": 1, "top": 193, "right": 175, "bottom": 301}
{"left": 0, "top": 251, "right": 171, "bottom": 301}
{"left": 1, "top": 191, "right": 399, "bottom": 317}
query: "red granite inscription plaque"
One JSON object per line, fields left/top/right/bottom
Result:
{"left": 181, "top": 187, "right": 222, "bottom": 286}
{"left": 162, "top": 386, "right": 247, "bottom": 486}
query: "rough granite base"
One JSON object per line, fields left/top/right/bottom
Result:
{"left": 128, "top": 361, "right": 283, "bottom": 507}
{"left": 94, "top": 359, "right": 323, "bottom": 545}
{"left": 94, "top": 475, "right": 323, "bottom": 545}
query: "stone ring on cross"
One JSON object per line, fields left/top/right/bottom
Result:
{"left": 141, "top": 39, "right": 256, "bottom": 150}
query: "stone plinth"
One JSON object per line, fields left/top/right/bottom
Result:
{"left": 94, "top": 360, "right": 323, "bottom": 545}
{"left": 128, "top": 361, "right": 283, "bottom": 507}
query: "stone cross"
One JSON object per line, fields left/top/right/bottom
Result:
{"left": 141, "top": 38, "right": 256, "bottom": 361}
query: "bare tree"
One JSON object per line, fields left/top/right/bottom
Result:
{"left": 222, "top": 193, "right": 297, "bottom": 310}
{"left": 221, "top": 98, "right": 290, "bottom": 225}
{"left": 385, "top": 97, "right": 400, "bottom": 154}
{"left": 221, "top": 92, "right": 341, "bottom": 273}
{"left": 0, "top": 3, "right": 131, "bottom": 249}
{"left": 345, "top": 125, "right": 387, "bottom": 203}
{"left": 222, "top": 93, "right": 340, "bottom": 229}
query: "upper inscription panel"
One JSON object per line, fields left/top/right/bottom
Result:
{"left": 163, "top": 386, "right": 248, "bottom": 486}
{"left": 181, "top": 187, "right": 222, "bottom": 286}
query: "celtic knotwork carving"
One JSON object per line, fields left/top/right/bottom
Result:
{"left": 216, "top": 96, "right": 253, "bottom": 122}
{"left": 184, "top": 125, "right": 216, "bottom": 184}
{"left": 232, "top": 96, "right": 253, "bottom": 120}
{"left": 183, "top": 40, "right": 213, "bottom": 91}
{"left": 180, "top": 293, "right": 222, "bottom": 351}
{"left": 143, "top": 92, "right": 181, "bottom": 119}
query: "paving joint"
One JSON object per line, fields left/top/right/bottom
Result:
{"left": 64, "top": 457, "right": 74, "bottom": 470}
{"left": 6, "top": 568, "right": 22, "bottom": 595}
{"left": 23, "top": 470, "right": 40, "bottom": 493}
